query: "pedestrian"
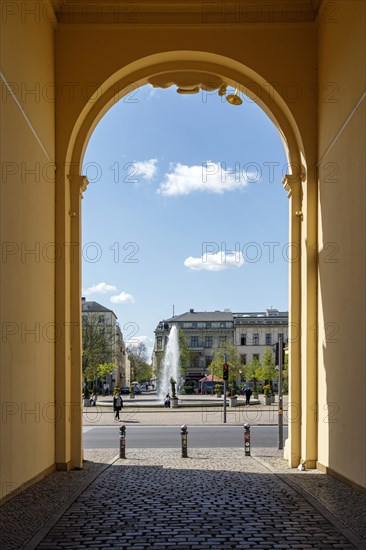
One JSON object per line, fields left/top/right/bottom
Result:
{"left": 164, "top": 394, "right": 171, "bottom": 408}
{"left": 244, "top": 386, "right": 252, "bottom": 406}
{"left": 113, "top": 389, "right": 123, "bottom": 421}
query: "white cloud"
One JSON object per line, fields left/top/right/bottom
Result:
{"left": 158, "top": 161, "right": 259, "bottom": 196}
{"left": 134, "top": 159, "right": 158, "bottom": 181}
{"left": 83, "top": 282, "right": 117, "bottom": 296}
{"left": 147, "top": 86, "right": 161, "bottom": 100}
{"left": 110, "top": 291, "right": 135, "bottom": 304}
{"left": 134, "top": 335, "right": 153, "bottom": 345}
{"left": 184, "top": 251, "right": 244, "bottom": 271}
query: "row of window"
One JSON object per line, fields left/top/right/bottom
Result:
{"left": 156, "top": 333, "right": 285, "bottom": 351}
{"left": 239, "top": 353, "right": 260, "bottom": 365}
{"left": 82, "top": 314, "right": 115, "bottom": 326}
{"left": 183, "top": 321, "right": 232, "bottom": 329}
{"left": 240, "top": 333, "right": 284, "bottom": 346}
{"left": 176, "top": 354, "right": 263, "bottom": 369}
{"left": 190, "top": 336, "right": 228, "bottom": 348}
{"left": 156, "top": 335, "right": 230, "bottom": 350}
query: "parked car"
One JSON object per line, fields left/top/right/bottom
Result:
{"left": 121, "top": 386, "right": 130, "bottom": 394}
{"left": 133, "top": 385, "right": 141, "bottom": 394}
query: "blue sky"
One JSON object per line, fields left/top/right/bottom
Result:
{"left": 82, "top": 85, "right": 289, "bottom": 356}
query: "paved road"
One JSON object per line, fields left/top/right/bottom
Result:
{"left": 83, "top": 425, "right": 288, "bottom": 449}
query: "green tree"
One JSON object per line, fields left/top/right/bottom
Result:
{"left": 244, "top": 356, "right": 260, "bottom": 386}
{"left": 127, "top": 342, "right": 152, "bottom": 383}
{"left": 97, "top": 362, "right": 118, "bottom": 380}
{"left": 255, "top": 347, "right": 278, "bottom": 386}
{"left": 82, "top": 317, "right": 114, "bottom": 386}
{"left": 208, "top": 342, "right": 241, "bottom": 383}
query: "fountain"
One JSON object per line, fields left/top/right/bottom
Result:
{"left": 158, "top": 325, "right": 180, "bottom": 401}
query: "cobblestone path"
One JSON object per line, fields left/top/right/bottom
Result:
{"left": 37, "top": 450, "right": 356, "bottom": 549}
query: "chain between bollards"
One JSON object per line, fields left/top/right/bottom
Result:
{"left": 244, "top": 423, "right": 251, "bottom": 456}
{"left": 119, "top": 425, "right": 126, "bottom": 459}
{"left": 181, "top": 424, "right": 188, "bottom": 458}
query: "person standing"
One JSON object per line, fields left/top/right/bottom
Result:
{"left": 244, "top": 386, "right": 252, "bottom": 406}
{"left": 113, "top": 389, "right": 123, "bottom": 421}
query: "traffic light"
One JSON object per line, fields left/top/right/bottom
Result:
{"left": 275, "top": 342, "right": 286, "bottom": 366}
{"left": 223, "top": 363, "right": 229, "bottom": 380}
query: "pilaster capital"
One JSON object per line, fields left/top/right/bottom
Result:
{"left": 68, "top": 175, "right": 89, "bottom": 218}
{"left": 69, "top": 175, "right": 89, "bottom": 199}
{"left": 282, "top": 174, "right": 302, "bottom": 198}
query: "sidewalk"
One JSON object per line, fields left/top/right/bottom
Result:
{"left": 1, "top": 446, "right": 365, "bottom": 550}
{"left": 94, "top": 394, "right": 288, "bottom": 408}
{"left": 83, "top": 404, "right": 288, "bottom": 426}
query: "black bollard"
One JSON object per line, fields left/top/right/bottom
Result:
{"left": 244, "top": 423, "right": 251, "bottom": 456}
{"left": 181, "top": 424, "right": 188, "bottom": 458}
{"left": 119, "top": 425, "right": 126, "bottom": 459}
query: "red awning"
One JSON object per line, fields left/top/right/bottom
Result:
{"left": 199, "top": 374, "right": 223, "bottom": 382}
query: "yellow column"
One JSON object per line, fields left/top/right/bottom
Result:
{"left": 283, "top": 174, "right": 303, "bottom": 468}
{"left": 55, "top": 169, "right": 87, "bottom": 471}
{"left": 302, "top": 172, "right": 318, "bottom": 469}
{"left": 55, "top": 166, "right": 71, "bottom": 470}
{"left": 69, "top": 175, "right": 89, "bottom": 470}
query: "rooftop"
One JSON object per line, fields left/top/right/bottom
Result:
{"left": 82, "top": 300, "right": 116, "bottom": 317}
{"left": 233, "top": 310, "right": 288, "bottom": 319}
{"left": 164, "top": 310, "right": 234, "bottom": 323}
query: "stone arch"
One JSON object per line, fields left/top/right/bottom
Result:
{"left": 59, "top": 50, "right": 307, "bottom": 470}
{"left": 66, "top": 51, "right": 306, "bottom": 177}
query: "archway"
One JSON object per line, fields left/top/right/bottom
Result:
{"left": 56, "top": 51, "right": 313, "bottom": 472}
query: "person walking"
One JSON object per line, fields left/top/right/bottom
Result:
{"left": 244, "top": 386, "right": 252, "bottom": 406}
{"left": 113, "top": 389, "right": 123, "bottom": 421}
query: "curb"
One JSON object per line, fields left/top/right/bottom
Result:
{"left": 83, "top": 423, "right": 289, "bottom": 427}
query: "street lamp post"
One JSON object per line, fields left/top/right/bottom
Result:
{"left": 223, "top": 354, "right": 228, "bottom": 424}
{"left": 278, "top": 334, "right": 284, "bottom": 450}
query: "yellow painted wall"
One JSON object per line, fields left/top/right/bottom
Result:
{"left": 1, "top": 0, "right": 365, "bottom": 498}
{"left": 0, "top": 4, "right": 56, "bottom": 499}
{"left": 317, "top": 1, "right": 366, "bottom": 487}
{"left": 55, "top": 23, "right": 317, "bottom": 166}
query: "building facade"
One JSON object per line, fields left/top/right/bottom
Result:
{"left": 82, "top": 298, "right": 129, "bottom": 390}
{"left": 153, "top": 308, "right": 288, "bottom": 388}
{"left": 154, "top": 309, "right": 234, "bottom": 387}
{"left": 234, "top": 309, "right": 288, "bottom": 367}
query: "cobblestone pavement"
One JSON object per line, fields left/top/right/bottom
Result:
{"left": 36, "top": 449, "right": 360, "bottom": 550}
{"left": 0, "top": 450, "right": 117, "bottom": 550}
{"left": 1, "top": 447, "right": 365, "bottom": 550}
{"left": 259, "top": 457, "right": 366, "bottom": 546}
